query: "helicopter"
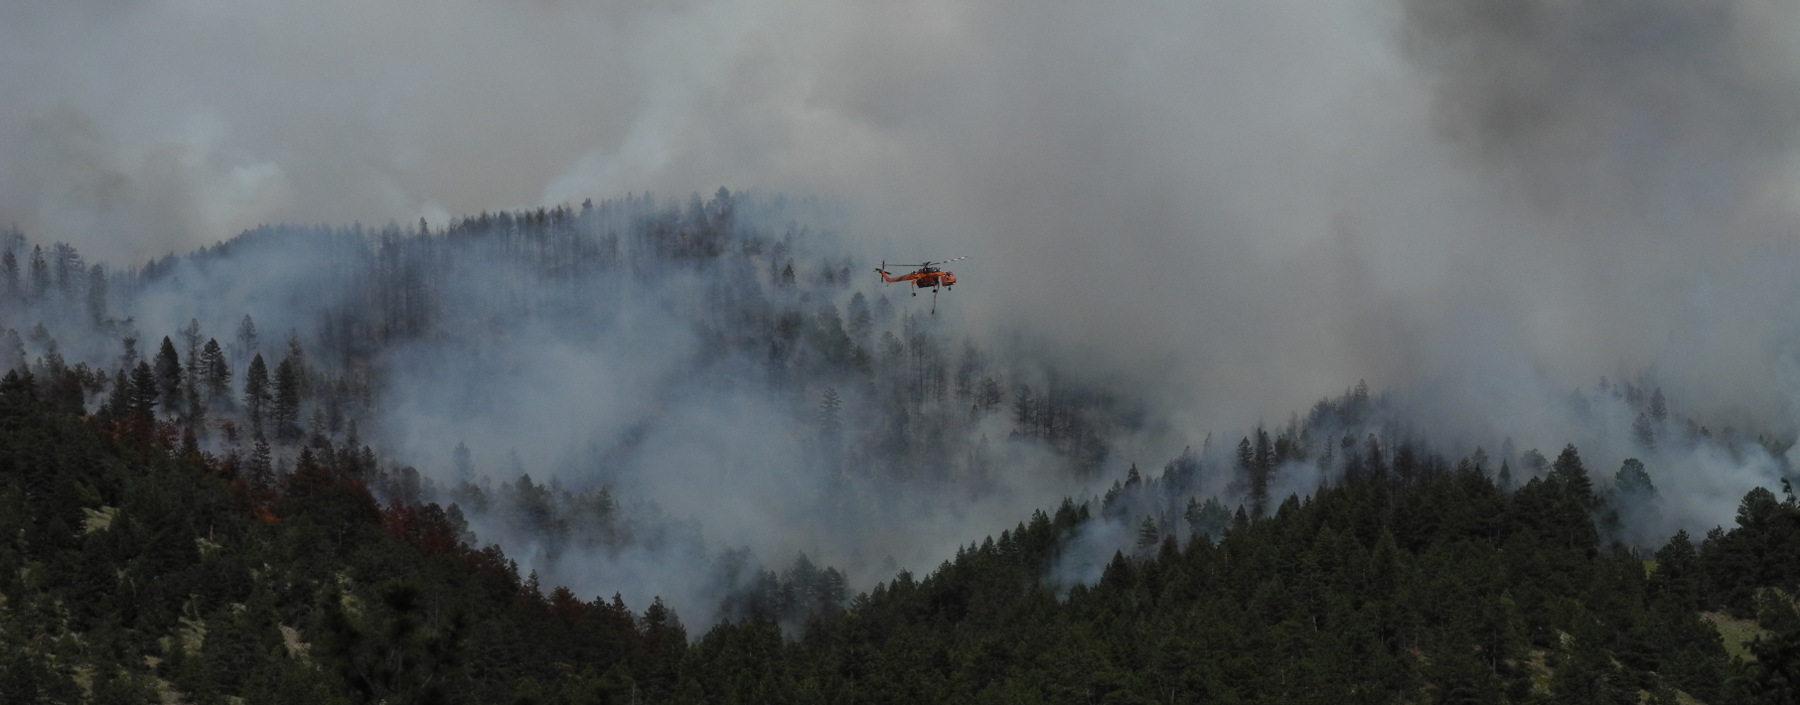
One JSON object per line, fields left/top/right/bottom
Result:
{"left": 875, "top": 256, "right": 967, "bottom": 314}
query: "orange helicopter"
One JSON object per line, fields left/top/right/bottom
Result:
{"left": 875, "top": 256, "right": 967, "bottom": 313}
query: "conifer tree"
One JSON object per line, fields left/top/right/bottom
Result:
{"left": 249, "top": 431, "right": 274, "bottom": 492}
{"left": 847, "top": 292, "right": 872, "bottom": 340}
{"left": 1734, "top": 617, "right": 1800, "bottom": 703}
{"left": 308, "top": 408, "right": 328, "bottom": 447}
{"left": 1633, "top": 412, "right": 1657, "bottom": 450}
{"left": 235, "top": 314, "right": 258, "bottom": 366}
{"left": 185, "top": 384, "right": 205, "bottom": 433}
{"left": 0, "top": 329, "right": 22, "bottom": 376}
{"left": 0, "top": 368, "right": 33, "bottom": 400}
{"left": 1615, "top": 458, "right": 1657, "bottom": 498}
{"left": 284, "top": 332, "right": 310, "bottom": 401}
{"left": 1551, "top": 444, "right": 1597, "bottom": 510}
{"left": 1651, "top": 529, "right": 1701, "bottom": 610}
{"left": 26, "top": 245, "right": 47, "bottom": 299}
{"left": 1236, "top": 435, "right": 1270, "bottom": 519}
{"left": 1251, "top": 427, "right": 1274, "bottom": 518}
{"left": 1, "top": 250, "right": 17, "bottom": 298}
{"left": 201, "top": 338, "right": 231, "bottom": 408}
{"left": 102, "top": 369, "right": 131, "bottom": 421}
{"left": 119, "top": 336, "right": 139, "bottom": 371}
{"left": 50, "top": 242, "right": 81, "bottom": 293}
{"left": 153, "top": 336, "right": 183, "bottom": 415}
{"left": 244, "top": 353, "right": 270, "bottom": 429}
{"left": 85, "top": 264, "right": 107, "bottom": 326}
{"left": 180, "top": 318, "right": 203, "bottom": 386}
{"left": 874, "top": 292, "right": 894, "bottom": 322}
{"left": 129, "top": 360, "right": 158, "bottom": 434}
{"left": 1134, "top": 516, "right": 1161, "bottom": 552}
{"left": 272, "top": 357, "right": 301, "bottom": 442}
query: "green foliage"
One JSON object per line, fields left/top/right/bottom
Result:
{"left": 3, "top": 372, "right": 1800, "bottom": 703}
{"left": 1733, "top": 620, "right": 1800, "bottom": 704}
{"left": 0, "top": 388, "right": 676, "bottom": 704}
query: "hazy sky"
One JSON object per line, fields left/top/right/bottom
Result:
{"left": 7, "top": 0, "right": 1800, "bottom": 438}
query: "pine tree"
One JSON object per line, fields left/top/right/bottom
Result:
{"left": 244, "top": 353, "right": 270, "bottom": 429}
{"left": 1550, "top": 614, "right": 1635, "bottom": 705}
{"left": 307, "top": 407, "right": 328, "bottom": 447}
{"left": 847, "top": 292, "right": 873, "bottom": 340}
{"left": 0, "top": 250, "right": 16, "bottom": 299}
{"left": 102, "top": 369, "right": 131, "bottom": 421}
{"left": 1551, "top": 444, "right": 1597, "bottom": 510}
{"left": 1650, "top": 529, "right": 1700, "bottom": 609}
{"left": 201, "top": 338, "right": 231, "bottom": 409}
{"left": 284, "top": 332, "right": 310, "bottom": 401}
{"left": 1134, "top": 516, "right": 1161, "bottom": 552}
{"left": 26, "top": 245, "right": 47, "bottom": 299}
{"left": 119, "top": 336, "right": 139, "bottom": 372}
{"left": 85, "top": 264, "right": 107, "bottom": 326}
{"left": 272, "top": 356, "right": 301, "bottom": 442}
{"left": 1734, "top": 617, "right": 1800, "bottom": 703}
{"left": 50, "top": 242, "right": 81, "bottom": 293}
{"left": 249, "top": 431, "right": 273, "bottom": 492}
{"left": 1235, "top": 435, "right": 1270, "bottom": 519}
{"left": 874, "top": 293, "right": 894, "bottom": 322}
{"left": 129, "top": 361, "right": 158, "bottom": 433}
{"left": 180, "top": 319, "right": 202, "bottom": 385}
{"left": 0, "top": 329, "right": 23, "bottom": 375}
{"left": 0, "top": 368, "right": 33, "bottom": 400}
{"left": 1632, "top": 412, "right": 1656, "bottom": 451}
{"left": 235, "top": 314, "right": 258, "bottom": 366}
{"left": 153, "top": 336, "right": 183, "bottom": 415}
{"left": 1185, "top": 496, "right": 1231, "bottom": 539}
{"left": 1251, "top": 427, "right": 1274, "bottom": 518}
{"left": 1615, "top": 458, "right": 1657, "bottom": 498}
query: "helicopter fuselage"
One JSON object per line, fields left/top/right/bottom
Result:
{"left": 878, "top": 268, "right": 956, "bottom": 289}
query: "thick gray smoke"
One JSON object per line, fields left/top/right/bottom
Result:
{"left": 1388, "top": 0, "right": 1800, "bottom": 439}
{"left": 1404, "top": 0, "right": 1800, "bottom": 212}
{"left": 8, "top": 0, "right": 1800, "bottom": 608}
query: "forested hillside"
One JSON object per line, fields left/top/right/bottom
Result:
{"left": 0, "top": 194, "right": 1797, "bottom": 703}
{"left": 3, "top": 377, "right": 1799, "bottom": 703}
{"left": 0, "top": 191, "right": 1132, "bottom": 619}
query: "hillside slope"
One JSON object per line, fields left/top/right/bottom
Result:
{"left": 3, "top": 388, "right": 1798, "bottom": 703}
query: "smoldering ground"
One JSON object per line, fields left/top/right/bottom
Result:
{"left": 7, "top": 0, "right": 1800, "bottom": 608}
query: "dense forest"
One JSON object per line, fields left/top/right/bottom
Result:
{"left": 0, "top": 190, "right": 1139, "bottom": 617}
{"left": 0, "top": 193, "right": 1797, "bottom": 702}
{"left": 3, "top": 369, "right": 1799, "bottom": 703}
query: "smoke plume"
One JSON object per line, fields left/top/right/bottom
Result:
{"left": 7, "top": 0, "right": 1800, "bottom": 608}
